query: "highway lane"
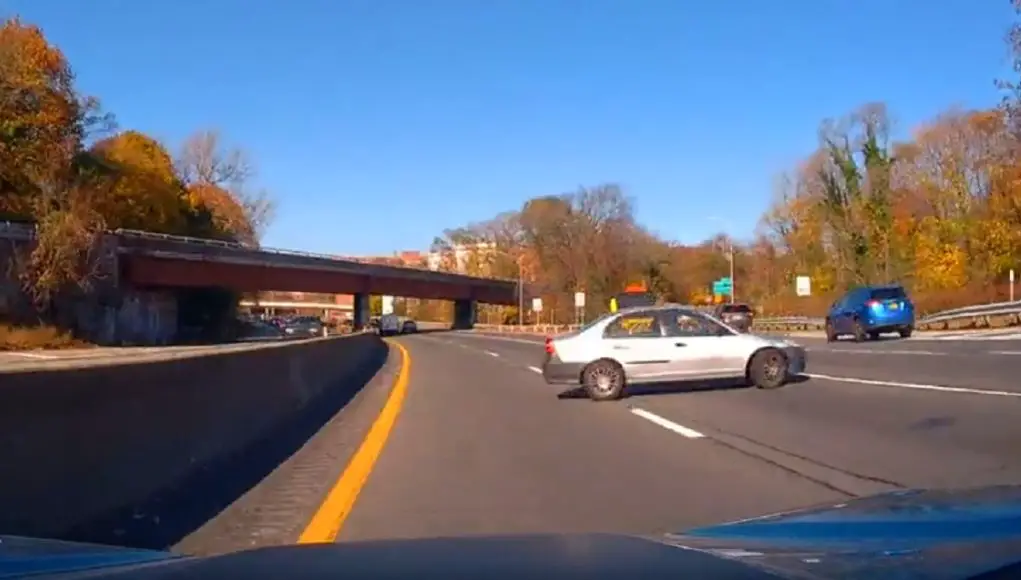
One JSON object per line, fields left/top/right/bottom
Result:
{"left": 340, "top": 330, "right": 1021, "bottom": 543}
{"left": 339, "top": 333, "right": 845, "bottom": 542}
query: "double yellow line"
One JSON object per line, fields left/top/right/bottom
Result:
{"left": 298, "top": 339, "right": 411, "bottom": 543}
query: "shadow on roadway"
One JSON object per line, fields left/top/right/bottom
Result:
{"left": 57, "top": 343, "right": 389, "bottom": 551}
{"left": 407, "top": 328, "right": 455, "bottom": 335}
{"left": 556, "top": 375, "right": 811, "bottom": 400}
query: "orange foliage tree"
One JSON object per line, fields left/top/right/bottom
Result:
{"left": 0, "top": 16, "right": 275, "bottom": 308}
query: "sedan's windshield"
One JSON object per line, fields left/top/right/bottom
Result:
{"left": 578, "top": 312, "right": 613, "bottom": 333}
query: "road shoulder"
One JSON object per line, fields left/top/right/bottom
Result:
{"left": 173, "top": 342, "right": 403, "bottom": 556}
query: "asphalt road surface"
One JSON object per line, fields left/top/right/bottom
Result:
{"left": 340, "top": 330, "right": 1021, "bottom": 542}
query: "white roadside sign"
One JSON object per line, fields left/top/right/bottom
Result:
{"left": 574, "top": 292, "right": 586, "bottom": 308}
{"left": 795, "top": 276, "right": 811, "bottom": 297}
{"left": 532, "top": 297, "right": 543, "bottom": 312}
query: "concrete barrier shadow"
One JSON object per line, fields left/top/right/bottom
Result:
{"left": 0, "top": 334, "right": 388, "bottom": 550}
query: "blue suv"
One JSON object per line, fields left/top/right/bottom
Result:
{"left": 825, "top": 284, "right": 915, "bottom": 342}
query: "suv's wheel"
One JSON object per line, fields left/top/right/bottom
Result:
{"left": 748, "top": 348, "right": 788, "bottom": 389}
{"left": 582, "top": 359, "right": 626, "bottom": 401}
{"left": 825, "top": 320, "right": 837, "bottom": 343}
{"left": 852, "top": 319, "right": 867, "bottom": 342}
{"left": 899, "top": 326, "right": 913, "bottom": 338}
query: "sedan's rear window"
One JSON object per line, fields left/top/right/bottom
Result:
{"left": 869, "top": 287, "right": 907, "bottom": 301}
{"left": 720, "top": 304, "right": 752, "bottom": 314}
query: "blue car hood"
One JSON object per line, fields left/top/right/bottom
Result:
{"left": 668, "top": 485, "right": 1021, "bottom": 578}
{"left": 4, "top": 485, "right": 1021, "bottom": 579}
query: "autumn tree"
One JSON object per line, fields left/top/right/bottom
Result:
{"left": 88, "top": 131, "right": 190, "bottom": 233}
{"left": 176, "top": 130, "right": 275, "bottom": 245}
{"left": 0, "top": 17, "right": 118, "bottom": 307}
{"left": 1, "top": 16, "right": 272, "bottom": 333}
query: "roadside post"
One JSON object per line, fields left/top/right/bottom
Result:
{"left": 574, "top": 291, "right": 586, "bottom": 325}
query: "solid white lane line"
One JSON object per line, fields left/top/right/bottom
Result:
{"left": 485, "top": 350, "right": 500, "bottom": 357}
{"left": 809, "top": 348, "right": 942, "bottom": 356}
{"left": 805, "top": 373, "right": 1021, "bottom": 398}
{"left": 527, "top": 366, "right": 542, "bottom": 374}
{"left": 989, "top": 351, "right": 1021, "bottom": 355}
{"left": 630, "top": 407, "right": 705, "bottom": 439}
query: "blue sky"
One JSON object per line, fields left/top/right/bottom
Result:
{"left": 2, "top": 0, "right": 1014, "bottom": 256}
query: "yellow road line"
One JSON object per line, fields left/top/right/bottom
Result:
{"left": 298, "top": 339, "right": 411, "bottom": 543}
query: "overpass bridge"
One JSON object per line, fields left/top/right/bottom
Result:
{"left": 2, "top": 223, "right": 529, "bottom": 330}
{"left": 114, "top": 230, "right": 526, "bottom": 329}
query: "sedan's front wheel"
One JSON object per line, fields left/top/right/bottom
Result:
{"left": 748, "top": 348, "right": 788, "bottom": 389}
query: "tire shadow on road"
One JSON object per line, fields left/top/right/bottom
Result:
{"left": 555, "top": 375, "right": 811, "bottom": 400}
{"left": 57, "top": 344, "right": 389, "bottom": 552}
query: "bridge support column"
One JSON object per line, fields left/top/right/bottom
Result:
{"left": 452, "top": 298, "right": 477, "bottom": 330}
{"left": 353, "top": 293, "right": 370, "bottom": 331}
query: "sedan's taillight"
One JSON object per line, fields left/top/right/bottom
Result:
{"left": 544, "top": 336, "right": 555, "bottom": 355}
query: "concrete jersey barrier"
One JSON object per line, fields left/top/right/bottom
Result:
{"left": 0, "top": 333, "right": 388, "bottom": 545}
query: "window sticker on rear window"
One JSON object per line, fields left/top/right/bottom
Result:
{"left": 620, "top": 316, "right": 655, "bottom": 333}
{"left": 606, "top": 315, "right": 660, "bottom": 338}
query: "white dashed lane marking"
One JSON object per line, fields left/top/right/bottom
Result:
{"left": 806, "top": 373, "right": 1021, "bottom": 398}
{"left": 630, "top": 407, "right": 705, "bottom": 439}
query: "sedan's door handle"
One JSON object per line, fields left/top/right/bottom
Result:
{"left": 612, "top": 345, "right": 629, "bottom": 350}
{"left": 675, "top": 342, "right": 687, "bottom": 347}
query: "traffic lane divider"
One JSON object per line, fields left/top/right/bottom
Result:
{"left": 0, "top": 333, "right": 388, "bottom": 548}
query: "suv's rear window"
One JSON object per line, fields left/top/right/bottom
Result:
{"left": 869, "top": 287, "right": 907, "bottom": 301}
{"left": 720, "top": 304, "right": 752, "bottom": 314}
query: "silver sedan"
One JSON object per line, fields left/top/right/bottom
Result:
{"left": 541, "top": 305, "right": 805, "bottom": 401}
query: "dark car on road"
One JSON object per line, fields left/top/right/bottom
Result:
{"left": 825, "top": 284, "right": 915, "bottom": 342}
{"left": 282, "top": 316, "right": 325, "bottom": 338}
{"left": 712, "top": 302, "right": 755, "bottom": 333}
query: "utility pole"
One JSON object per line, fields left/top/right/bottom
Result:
{"left": 728, "top": 240, "right": 735, "bottom": 304}
{"left": 517, "top": 258, "right": 524, "bottom": 326}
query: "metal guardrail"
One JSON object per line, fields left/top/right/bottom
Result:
{"left": 474, "top": 300, "right": 1021, "bottom": 335}
{"left": 753, "top": 300, "right": 1021, "bottom": 331}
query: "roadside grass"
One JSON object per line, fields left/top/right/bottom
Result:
{"left": 0, "top": 324, "right": 91, "bottom": 351}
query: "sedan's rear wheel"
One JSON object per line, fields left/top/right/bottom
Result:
{"left": 582, "top": 359, "right": 626, "bottom": 401}
{"left": 748, "top": 348, "right": 788, "bottom": 389}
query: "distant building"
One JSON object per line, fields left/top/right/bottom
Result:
{"left": 427, "top": 242, "right": 496, "bottom": 274}
{"left": 252, "top": 244, "right": 497, "bottom": 308}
